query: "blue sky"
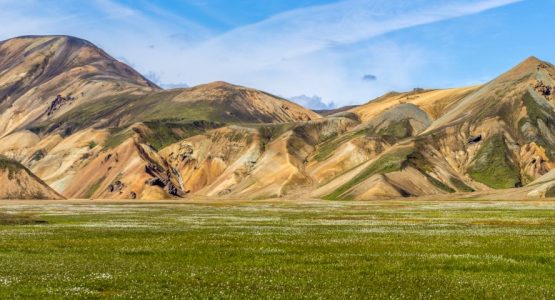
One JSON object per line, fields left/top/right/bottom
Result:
{"left": 0, "top": 0, "right": 553, "bottom": 108}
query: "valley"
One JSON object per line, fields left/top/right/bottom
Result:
{"left": 0, "top": 199, "right": 553, "bottom": 298}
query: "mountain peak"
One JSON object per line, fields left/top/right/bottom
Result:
{"left": 496, "top": 56, "right": 551, "bottom": 81}
{"left": 201, "top": 81, "right": 238, "bottom": 89}
{"left": 523, "top": 55, "right": 541, "bottom": 63}
{"left": 517, "top": 55, "right": 547, "bottom": 69}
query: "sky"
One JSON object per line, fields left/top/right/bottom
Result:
{"left": 0, "top": 0, "right": 554, "bottom": 109}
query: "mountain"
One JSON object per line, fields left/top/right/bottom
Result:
{"left": 1, "top": 35, "right": 554, "bottom": 200}
{"left": 0, "top": 35, "right": 159, "bottom": 138}
{"left": 315, "top": 56, "right": 555, "bottom": 200}
{"left": 0, "top": 155, "right": 63, "bottom": 199}
{"left": 0, "top": 35, "right": 320, "bottom": 199}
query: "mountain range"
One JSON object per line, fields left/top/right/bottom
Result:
{"left": 1, "top": 35, "right": 555, "bottom": 200}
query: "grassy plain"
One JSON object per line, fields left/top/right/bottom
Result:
{"left": 0, "top": 199, "right": 554, "bottom": 299}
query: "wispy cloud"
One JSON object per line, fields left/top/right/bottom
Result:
{"left": 166, "top": 0, "right": 522, "bottom": 104}
{"left": 0, "top": 0, "right": 522, "bottom": 105}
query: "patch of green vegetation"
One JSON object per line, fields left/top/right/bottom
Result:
{"left": 313, "top": 128, "right": 374, "bottom": 162}
{"left": 30, "top": 89, "right": 258, "bottom": 137}
{"left": 257, "top": 123, "right": 296, "bottom": 142}
{"left": 450, "top": 177, "right": 475, "bottom": 193}
{"left": 377, "top": 119, "right": 413, "bottom": 140}
{"left": 405, "top": 151, "right": 454, "bottom": 193}
{"left": 87, "top": 141, "right": 98, "bottom": 149}
{"left": 0, "top": 155, "right": 24, "bottom": 180}
{"left": 255, "top": 123, "right": 297, "bottom": 151}
{"left": 468, "top": 134, "right": 521, "bottom": 189}
{"left": 521, "top": 91, "right": 551, "bottom": 126}
{"left": 324, "top": 147, "right": 414, "bottom": 200}
{"left": 522, "top": 174, "right": 536, "bottom": 186}
{"left": 84, "top": 176, "right": 106, "bottom": 199}
{"left": 518, "top": 92, "right": 555, "bottom": 160}
{"left": 0, "top": 213, "right": 46, "bottom": 225}
{"left": 0, "top": 201, "right": 554, "bottom": 298}
{"left": 139, "top": 120, "right": 222, "bottom": 151}
{"left": 104, "top": 128, "right": 134, "bottom": 149}
{"left": 426, "top": 175, "right": 455, "bottom": 193}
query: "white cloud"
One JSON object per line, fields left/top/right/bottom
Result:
{"left": 0, "top": 0, "right": 522, "bottom": 106}
{"left": 290, "top": 95, "right": 336, "bottom": 110}
{"left": 145, "top": 0, "right": 523, "bottom": 105}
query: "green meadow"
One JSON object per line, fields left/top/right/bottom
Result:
{"left": 0, "top": 200, "right": 554, "bottom": 299}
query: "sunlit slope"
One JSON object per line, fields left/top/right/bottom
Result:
{"left": 0, "top": 155, "right": 63, "bottom": 199}
{"left": 0, "top": 35, "right": 158, "bottom": 137}
{"left": 320, "top": 57, "right": 555, "bottom": 199}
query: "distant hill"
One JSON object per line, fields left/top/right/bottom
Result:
{"left": 314, "top": 105, "right": 358, "bottom": 116}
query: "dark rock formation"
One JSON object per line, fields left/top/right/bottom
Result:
{"left": 468, "top": 135, "right": 482, "bottom": 145}
{"left": 46, "top": 94, "right": 75, "bottom": 116}
{"left": 108, "top": 180, "right": 124, "bottom": 193}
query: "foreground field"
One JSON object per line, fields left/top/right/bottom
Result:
{"left": 0, "top": 200, "right": 554, "bottom": 299}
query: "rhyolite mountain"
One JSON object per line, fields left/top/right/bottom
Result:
{"left": 2, "top": 35, "right": 555, "bottom": 200}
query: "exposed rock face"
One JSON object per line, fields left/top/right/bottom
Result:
{"left": 3, "top": 36, "right": 555, "bottom": 200}
{"left": 468, "top": 135, "right": 482, "bottom": 145}
{"left": 46, "top": 95, "right": 75, "bottom": 116}
{"left": 0, "top": 35, "right": 159, "bottom": 137}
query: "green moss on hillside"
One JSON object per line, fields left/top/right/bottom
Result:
{"left": 256, "top": 123, "right": 297, "bottom": 151}
{"left": 313, "top": 129, "right": 368, "bottom": 162}
{"left": 426, "top": 175, "right": 455, "bottom": 193}
{"left": 104, "top": 128, "right": 134, "bottom": 149}
{"left": 450, "top": 178, "right": 475, "bottom": 192}
{"left": 84, "top": 176, "right": 106, "bottom": 199}
{"left": 405, "top": 151, "right": 454, "bottom": 193}
{"left": 468, "top": 134, "right": 521, "bottom": 189}
{"left": 324, "top": 147, "right": 414, "bottom": 200}
{"left": 522, "top": 91, "right": 551, "bottom": 126}
{"left": 377, "top": 119, "right": 413, "bottom": 140}
{"left": 0, "top": 155, "right": 25, "bottom": 180}
{"left": 139, "top": 120, "right": 221, "bottom": 151}
{"left": 519, "top": 91, "right": 555, "bottom": 160}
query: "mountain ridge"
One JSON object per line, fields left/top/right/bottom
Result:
{"left": 1, "top": 35, "right": 555, "bottom": 200}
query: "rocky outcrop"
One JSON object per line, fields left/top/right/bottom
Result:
{"left": 46, "top": 95, "right": 75, "bottom": 116}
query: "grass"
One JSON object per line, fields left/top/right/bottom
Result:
{"left": 137, "top": 120, "right": 222, "bottom": 151}
{"left": 313, "top": 119, "right": 414, "bottom": 163}
{"left": 405, "top": 151, "right": 455, "bottom": 193}
{"left": 84, "top": 176, "right": 106, "bottom": 199}
{"left": 376, "top": 119, "right": 413, "bottom": 140}
{"left": 30, "top": 90, "right": 246, "bottom": 137}
{"left": 0, "top": 200, "right": 554, "bottom": 298}
{"left": 324, "top": 147, "right": 414, "bottom": 200}
{"left": 255, "top": 123, "right": 297, "bottom": 151}
{"left": 468, "top": 134, "right": 521, "bottom": 189}
{"left": 0, "top": 213, "right": 45, "bottom": 225}
{"left": 103, "top": 128, "right": 133, "bottom": 150}
{"left": 450, "top": 177, "right": 475, "bottom": 192}
{"left": 313, "top": 129, "right": 368, "bottom": 162}
{"left": 426, "top": 175, "right": 455, "bottom": 193}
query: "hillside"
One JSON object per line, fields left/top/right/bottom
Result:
{"left": 316, "top": 56, "right": 555, "bottom": 200}
{"left": 0, "top": 35, "right": 321, "bottom": 199}
{"left": 0, "top": 155, "right": 63, "bottom": 199}
{"left": 0, "top": 35, "right": 159, "bottom": 138}
{"left": 1, "top": 35, "right": 555, "bottom": 200}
